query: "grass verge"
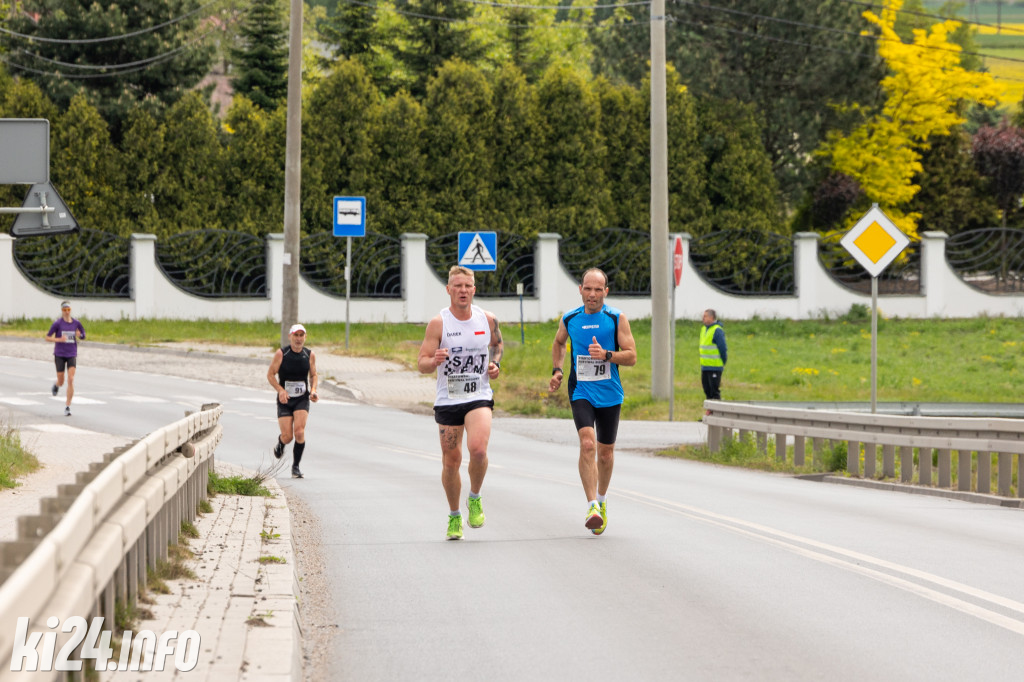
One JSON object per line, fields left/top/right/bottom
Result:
{"left": 0, "top": 420, "right": 40, "bottom": 489}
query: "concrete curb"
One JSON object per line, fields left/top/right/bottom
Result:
{"left": 798, "top": 473, "right": 1024, "bottom": 508}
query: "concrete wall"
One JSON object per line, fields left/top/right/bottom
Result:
{"left": 3, "top": 230, "right": 1024, "bottom": 324}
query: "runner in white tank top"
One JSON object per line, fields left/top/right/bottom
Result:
{"left": 418, "top": 266, "right": 503, "bottom": 540}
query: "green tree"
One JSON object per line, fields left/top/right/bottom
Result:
{"left": 595, "top": 77, "right": 646, "bottom": 232}
{"left": 221, "top": 96, "right": 285, "bottom": 234}
{"left": 663, "top": 71, "right": 710, "bottom": 237}
{"left": 231, "top": 0, "right": 289, "bottom": 111}
{"left": 909, "top": 128, "right": 998, "bottom": 235}
{"left": 697, "top": 96, "right": 779, "bottom": 235}
{"left": 666, "top": 0, "right": 884, "bottom": 209}
{"left": 823, "top": 1, "right": 1002, "bottom": 238}
{"left": 366, "top": 90, "right": 428, "bottom": 236}
{"left": 119, "top": 108, "right": 164, "bottom": 235}
{"left": 9, "top": 0, "right": 216, "bottom": 137}
{"left": 153, "top": 93, "right": 224, "bottom": 235}
{"left": 487, "top": 64, "right": 544, "bottom": 236}
{"left": 398, "top": 0, "right": 487, "bottom": 97}
{"left": 972, "top": 122, "right": 1024, "bottom": 228}
{"left": 534, "top": 64, "right": 612, "bottom": 238}
{"left": 303, "top": 59, "right": 379, "bottom": 233}
{"left": 316, "top": 0, "right": 401, "bottom": 93}
{"left": 421, "top": 60, "right": 494, "bottom": 236}
{"left": 51, "top": 95, "right": 125, "bottom": 233}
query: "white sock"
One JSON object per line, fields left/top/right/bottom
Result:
{"left": 450, "top": 510, "right": 461, "bottom": 517}
{"left": 597, "top": 494, "right": 607, "bottom": 503}
{"left": 468, "top": 492, "right": 480, "bottom": 499}
{"left": 588, "top": 499, "right": 598, "bottom": 508}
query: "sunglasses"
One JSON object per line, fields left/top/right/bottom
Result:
{"left": 292, "top": 331, "right": 305, "bottom": 336}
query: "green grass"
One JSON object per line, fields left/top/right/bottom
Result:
{"left": 6, "top": 313, "right": 1024, "bottom": 422}
{"left": 0, "top": 419, "right": 40, "bottom": 489}
{"left": 207, "top": 470, "right": 272, "bottom": 497}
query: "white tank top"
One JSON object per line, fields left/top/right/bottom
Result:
{"left": 434, "top": 305, "right": 493, "bottom": 406}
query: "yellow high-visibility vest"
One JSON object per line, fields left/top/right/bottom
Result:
{"left": 699, "top": 324, "right": 723, "bottom": 368}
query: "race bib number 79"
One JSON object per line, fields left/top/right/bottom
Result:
{"left": 575, "top": 355, "right": 611, "bottom": 382}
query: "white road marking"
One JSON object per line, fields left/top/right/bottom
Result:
{"left": 20, "top": 423, "right": 109, "bottom": 435}
{"left": 0, "top": 397, "right": 41, "bottom": 406}
{"left": 617, "top": 488, "right": 1024, "bottom": 638}
{"left": 114, "top": 395, "right": 168, "bottom": 403}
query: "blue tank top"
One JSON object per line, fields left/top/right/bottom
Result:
{"left": 563, "top": 304, "right": 624, "bottom": 408}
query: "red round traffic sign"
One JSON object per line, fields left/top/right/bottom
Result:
{"left": 672, "top": 236, "right": 684, "bottom": 287}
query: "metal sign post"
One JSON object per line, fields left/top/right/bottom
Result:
{"left": 1, "top": 119, "right": 79, "bottom": 236}
{"left": 669, "top": 236, "right": 683, "bottom": 421}
{"left": 517, "top": 282, "right": 525, "bottom": 344}
{"left": 840, "top": 204, "right": 909, "bottom": 414}
{"left": 333, "top": 196, "right": 367, "bottom": 350}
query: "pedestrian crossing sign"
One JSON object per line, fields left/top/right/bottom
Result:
{"left": 458, "top": 232, "right": 497, "bottom": 271}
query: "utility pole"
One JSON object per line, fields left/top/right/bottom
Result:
{"left": 281, "top": 0, "right": 303, "bottom": 348}
{"left": 650, "top": 0, "right": 671, "bottom": 400}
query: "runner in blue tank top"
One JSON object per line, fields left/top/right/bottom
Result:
{"left": 549, "top": 268, "right": 637, "bottom": 536}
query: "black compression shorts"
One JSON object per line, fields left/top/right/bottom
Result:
{"left": 54, "top": 356, "right": 77, "bottom": 372}
{"left": 570, "top": 400, "right": 622, "bottom": 445}
{"left": 433, "top": 399, "right": 494, "bottom": 426}
{"left": 277, "top": 396, "right": 310, "bottom": 418}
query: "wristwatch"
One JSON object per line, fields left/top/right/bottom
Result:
{"left": 605, "top": 350, "right": 613, "bottom": 361}
{"left": 552, "top": 367, "right": 563, "bottom": 375}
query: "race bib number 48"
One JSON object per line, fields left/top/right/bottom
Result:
{"left": 447, "top": 373, "right": 483, "bottom": 397}
{"left": 575, "top": 355, "right": 611, "bottom": 382}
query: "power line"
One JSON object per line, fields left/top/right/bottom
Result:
{"left": 458, "top": 0, "right": 650, "bottom": 9}
{"left": 0, "top": 0, "right": 228, "bottom": 45}
{"left": 337, "top": 0, "right": 655, "bottom": 27}
{"left": 837, "top": 0, "right": 1024, "bottom": 36}
{"left": 12, "top": 29, "right": 218, "bottom": 72}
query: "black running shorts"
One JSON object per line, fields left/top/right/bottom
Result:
{"left": 277, "top": 396, "right": 310, "bottom": 418}
{"left": 54, "top": 356, "right": 77, "bottom": 372}
{"left": 434, "top": 399, "right": 494, "bottom": 426}
{"left": 570, "top": 400, "right": 622, "bottom": 445}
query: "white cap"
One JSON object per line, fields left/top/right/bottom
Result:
{"left": 289, "top": 324, "right": 306, "bottom": 335}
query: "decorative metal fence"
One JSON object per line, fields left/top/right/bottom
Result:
{"left": 425, "top": 231, "right": 534, "bottom": 297}
{"left": 819, "top": 231, "right": 921, "bottom": 295}
{"left": 946, "top": 228, "right": 1024, "bottom": 294}
{"left": 155, "top": 230, "right": 267, "bottom": 298}
{"left": 689, "top": 230, "right": 795, "bottom": 296}
{"left": 12, "top": 228, "right": 131, "bottom": 298}
{"left": 559, "top": 228, "right": 652, "bottom": 295}
{"left": 301, "top": 231, "right": 402, "bottom": 298}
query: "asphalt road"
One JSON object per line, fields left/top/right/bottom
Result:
{"left": 2, "top": 356, "right": 1023, "bottom": 682}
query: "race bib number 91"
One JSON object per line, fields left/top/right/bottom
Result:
{"left": 284, "top": 381, "right": 306, "bottom": 398}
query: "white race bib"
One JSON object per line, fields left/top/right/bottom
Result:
{"left": 284, "top": 380, "right": 306, "bottom": 398}
{"left": 447, "top": 373, "right": 484, "bottom": 397}
{"left": 576, "top": 355, "right": 611, "bottom": 382}
{"left": 62, "top": 331, "right": 75, "bottom": 343}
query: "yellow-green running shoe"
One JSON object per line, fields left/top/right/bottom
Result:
{"left": 467, "top": 496, "right": 485, "bottom": 528}
{"left": 584, "top": 503, "right": 603, "bottom": 531}
{"left": 591, "top": 501, "right": 608, "bottom": 535}
{"left": 446, "top": 514, "right": 464, "bottom": 541}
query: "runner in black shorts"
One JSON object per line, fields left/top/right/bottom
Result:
{"left": 550, "top": 268, "right": 637, "bottom": 536}
{"left": 267, "top": 324, "right": 319, "bottom": 478}
{"left": 418, "top": 266, "right": 503, "bottom": 541}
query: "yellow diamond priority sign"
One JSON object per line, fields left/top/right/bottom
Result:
{"left": 839, "top": 204, "right": 909, "bottom": 278}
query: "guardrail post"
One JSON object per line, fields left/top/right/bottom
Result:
{"left": 708, "top": 425, "right": 722, "bottom": 453}
{"left": 996, "top": 452, "right": 1011, "bottom": 496}
{"left": 864, "top": 444, "right": 877, "bottom": 479}
{"left": 774, "top": 433, "right": 786, "bottom": 463}
{"left": 957, "top": 450, "right": 972, "bottom": 492}
{"left": 882, "top": 444, "right": 895, "bottom": 479}
{"left": 793, "top": 436, "right": 805, "bottom": 467}
{"left": 756, "top": 432, "right": 767, "bottom": 456}
{"left": 920, "top": 448, "right": 933, "bottom": 485}
{"left": 900, "top": 446, "right": 913, "bottom": 483}
{"left": 847, "top": 441, "right": 860, "bottom": 476}
{"left": 937, "top": 448, "right": 951, "bottom": 488}
{"left": 812, "top": 437, "right": 823, "bottom": 468}
{"left": 977, "top": 452, "right": 992, "bottom": 494}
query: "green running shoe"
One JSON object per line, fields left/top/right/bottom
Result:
{"left": 467, "top": 496, "right": 485, "bottom": 528}
{"left": 592, "top": 501, "right": 608, "bottom": 535}
{"left": 584, "top": 503, "right": 603, "bottom": 531}
{"left": 446, "top": 514, "right": 464, "bottom": 541}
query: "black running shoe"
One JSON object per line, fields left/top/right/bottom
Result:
{"left": 291, "top": 466, "right": 303, "bottom": 479}
{"left": 273, "top": 441, "right": 284, "bottom": 459}
{"left": 51, "top": 383, "right": 58, "bottom": 396}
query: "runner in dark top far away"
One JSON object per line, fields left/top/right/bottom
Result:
{"left": 267, "top": 324, "right": 319, "bottom": 478}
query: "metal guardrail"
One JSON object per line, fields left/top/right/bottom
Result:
{"left": 704, "top": 400, "right": 1023, "bottom": 501}
{"left": 0, "top": 403, "right": 223, "bottom": 680}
